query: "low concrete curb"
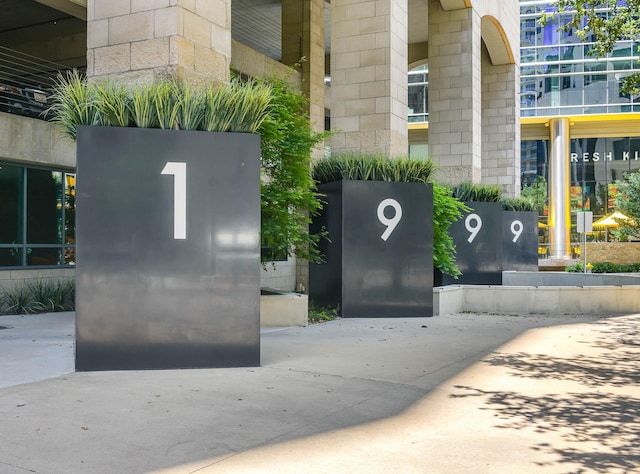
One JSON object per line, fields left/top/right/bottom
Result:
{"left": 434, "top": 284, "right": 640, "bottom": 315}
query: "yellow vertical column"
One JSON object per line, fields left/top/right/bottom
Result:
{"left": 548, "top": 117, "right": 571, "bottom": 260}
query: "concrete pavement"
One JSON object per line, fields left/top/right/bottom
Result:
{"left": 0, "top": 311, "right": 638, "bottom": 473}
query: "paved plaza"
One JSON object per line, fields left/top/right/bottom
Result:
{"left": 0, "top": 310, "right": 638, "bottom": 473}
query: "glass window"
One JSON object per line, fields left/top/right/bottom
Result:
{"left": 27, "top": 169, "right": 62, "bottom": 244}
{"left": 0, "top": 164, "right": 23, "bottom": 245}
{"left": 0, "top": 162, "right": 75, "bottom": 268}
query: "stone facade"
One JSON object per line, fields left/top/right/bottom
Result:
{"left": 428, "top": 0, "right": 520, "bottom": 196}
{"left": 481, "top": 49, "right": 520, "bottom": 197}
{"left": 86, "top": 0, "right": 231, "bottom": 83}
{"left": 586, "top": 242, "right": 640, "bottom": 265}
{"left": 330, "top": 0, "right": 408, "bottom": 158}
{"left": 428, "top": 0, "right": 482, "bottom": 184}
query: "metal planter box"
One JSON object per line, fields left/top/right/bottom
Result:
{"left": 437, "top": 204, "right": 538, "bottom": 286}
{"left": 310, "top": 180, "right": 433, "bottom": 317}
{"left": 502, "top": 210, "right": 538, "bottom": 272}
{"left": 75, "top": 126, "right": 260, "bottom": 371}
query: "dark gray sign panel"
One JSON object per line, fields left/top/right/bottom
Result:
{"left": 310, "top": 181, "right": 433, "bottom": 317}
{"left": 75, "top": 126, "right": 260, "bottom": 371}
{"left": 439, "top": 202, "right": 503, "bottom": 286}
{"left": 502, "top": 211, "right": 539, "bottom": 272}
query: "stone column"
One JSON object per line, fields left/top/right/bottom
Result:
{"left": 282, "top": 0, "right": 326, "bottom": 294}
{"left": 428, "top": 0, "right": 482, "bottom": 185}
{"left": 86, "top": 0, "right": 231, "bottom": 83}
{"left": 282, "top": 0, "right": 326, "bottom": 149}
{"left": 481, "top": 48, "right": 521, "bottom": 197}
{"left": 330, "top": 0, "right": 408, "bottom": 157}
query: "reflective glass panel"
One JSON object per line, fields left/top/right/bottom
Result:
{"left": 26, "top": 169, "right": 62, "bottom": 244}
{"left": 0, "top": 164, "right": 23, "bottom": 244}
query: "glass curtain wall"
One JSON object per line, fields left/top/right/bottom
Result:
{"left": 520, "top": 0, "right": 640, "bottom": 116}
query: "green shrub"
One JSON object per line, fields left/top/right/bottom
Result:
{"left": 258, "top": 74, "right": 330, "bottom": 264}
{"left": 48, "top": 71, "right": 273, "bottom": 137}
{"left": 566, "top": 262, "right": 640, "bottom": 273}
{"left": 501, "top": 196, "right": 536, "bottom": 211}
{"left": 312, "top": 153, "right": 435, "bottom": 184}
{"left": 452, "top": 182, "right": 503, "bottom": 202}
{"left": 0, "top": 285, "right": 36, "bottom": 315}
{"left": 0, "top": 280, "right": 75, "bottom": 315}
{"left": 308, "top": 302, "right": 340, "bottom": 323}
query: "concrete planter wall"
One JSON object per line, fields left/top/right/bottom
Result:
{"left": 310, "top": 180, "right": 433, "bottom": 317}
{"left": 75, "top": 126, "right": 261, "bottom": 371}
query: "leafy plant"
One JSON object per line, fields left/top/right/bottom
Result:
{"left": 566, "top": 262, "right": 640, "bottom": 273}
{"left": 48, "top": 71, "right": 273, "bottom": 137}
{"left": 312, "top": 153, "right": 435, "bottom": 183}
{"left": 258, "top": 73, "right": 330, "bottom": 263}
{"left": 152, "top": 80, "right": 179, "bottom": 130}
{"left": 0, "top": 279, "right": 75, "bottom": 315}
{"left": 308, "top": 302, "right": 340, "bottom": 323}
{"left": 521, "top": 175, "right": 547, "bottom": 213}
{"left": 452, "top": 182, "right": 503, "bottom": 202}
{"left": 501, "top": 196, "right": 536, "bottom": 212}
{"left": 433, "top": 184, "right": 469, "bottom": 278}
{"left": 131, "top": 83, "right": 159, "bottom": 128}
{"left": 92, "top": 80, "right": 132, "bottom": 127}
{"left": 48, "top": 69, "right": 99, "bottom": 140}
{"left": 27, "top": 279, "right": 75, "bottom": 312}
{"left": 173, "top": 81, "right": 204, "bottom": 131}
{"left": 540, "top": 0, "right": 640, "bottom": 95}
{"left": 0, "top": 285, "right": 36, "bottom": 315}
{"left": 612, "top": 171, "right": 640, "bottom": 241}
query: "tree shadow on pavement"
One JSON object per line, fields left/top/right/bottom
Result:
{"left": 451, "top": 386, "right": 640, "bottom": 472}
{"left": 482, "top": 350, "right": 640, "bottom": 388}
{"left": 450, "top": 314, "right": 640, "bottom": 473}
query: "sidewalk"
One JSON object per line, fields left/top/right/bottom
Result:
{"left": 0, "top": 311, "right": 638, "bottom": 473}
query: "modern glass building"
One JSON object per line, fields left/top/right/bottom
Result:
{"left": 409, "top": 0, "right": 640, "bottom": 258}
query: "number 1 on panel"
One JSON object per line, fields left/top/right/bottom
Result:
{"left": 161, "top": 162, "right": 187, "bottom": 240}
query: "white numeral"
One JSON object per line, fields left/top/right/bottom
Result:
{"left": 161, "top": 162, "right": 187, "bottom": 240}
{"left": 511, "top": 220, "right": 523, "bottom": 243}
{"left": 377, "top": 198, "right": 402, "bottom": 241}
{"left": 465, "top": 213, "right": 482, "bottom": 243}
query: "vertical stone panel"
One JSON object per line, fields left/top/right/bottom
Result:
{"left": 481, "top": 46, "right": 520, "bottom": 197}
{"left": 428, "top": 0, "right": 482, "bottom": 185}
{"left": 330, "top": 0, "right": 408, "bottom": 158}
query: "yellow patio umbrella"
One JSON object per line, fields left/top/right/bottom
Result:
{"left": 592, "top": 211, "right": 631, "bottom": 228}
{"left": 592, "top": 211, "right": 632, "bottom": 241}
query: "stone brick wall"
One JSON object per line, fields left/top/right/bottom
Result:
{"left": 87, "top": 0, "right": 231, "bottom": 83}
{"left": 586, "top": 242, "right": 640, "bottom": 264}
{"left": 330, "top": 0, "right": 408, "bottom": 157}
{"left": 481, "top": 49, "right": 520, "bottom": 197}
{"left": 0, "top": 269, "right": 75, "bottom": 291}
{"left": 428, "top": 0, "right": 482, "bottom": 185}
